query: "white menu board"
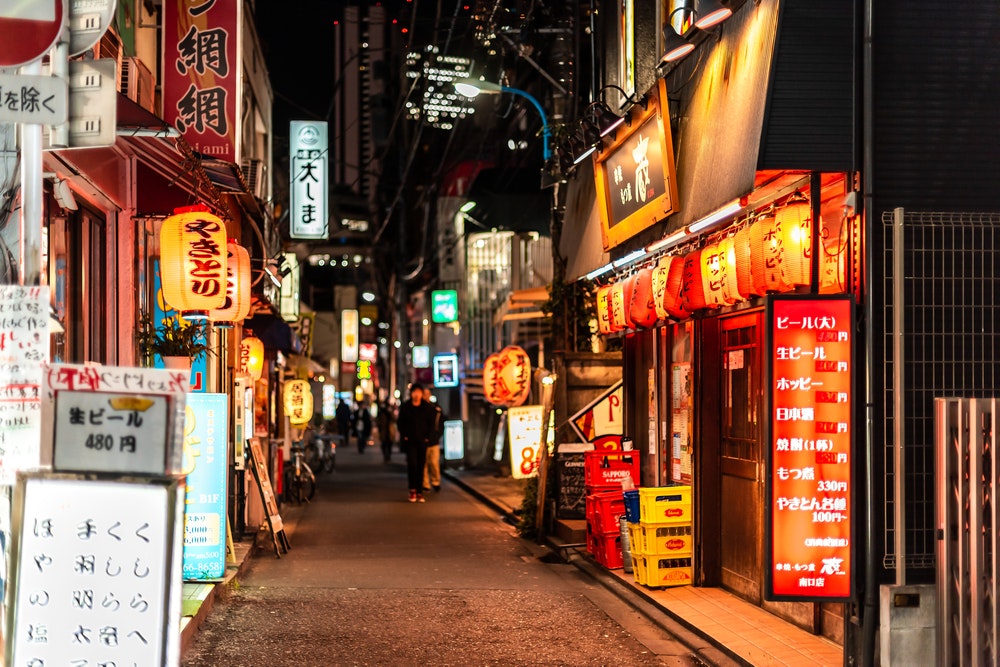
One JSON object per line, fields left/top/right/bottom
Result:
{"left": 6, "top": 476, "right": 182, "bottom": 667}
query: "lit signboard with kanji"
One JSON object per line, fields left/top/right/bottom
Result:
{"left": 765, "top": 295, "right": 854, "bottom": 601}
{"left": 431, "top": 290, "right": 459, "bottom": 323}
{"left": 289, "top": 121, "right": 329, "bottom": 239}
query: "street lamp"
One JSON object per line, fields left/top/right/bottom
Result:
{"left": 454, "top": 78, "right": 551, "bottom": 160}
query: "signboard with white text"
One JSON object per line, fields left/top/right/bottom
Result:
{"left": 509, "top": 405, "right": 544, "bottom": 480}
{"left": 569, "top": 381, "right": 623, "bottom": 450}
{"left": 289, "top": 120, "right": 329, "bottom": 239}
{"left": 181, "top": 393, "right": 228, "bottom": 581}
{"left": 341, "top": 309, "right": 359, "bottom": 364}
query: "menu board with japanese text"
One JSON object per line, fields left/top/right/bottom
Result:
{"left": 765, "top": 295, "right": 854, "bottom": 601}
{"left": 508, "top": 405, "right": 545, "bottom": 480}
{"left": 182, "top": 393, "right": 228, "bottom": 581}
{"left": 5, "top": 475, "right": 182, "bottom": 667}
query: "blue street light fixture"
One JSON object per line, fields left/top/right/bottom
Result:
{"left": 454, "top": 78, "right": 551, "bottom": 160}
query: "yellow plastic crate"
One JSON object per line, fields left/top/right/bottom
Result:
{"left": 637, "top": 522, "right": 693, "bottom": 556}
{"left": 638, "top": 485, "right": 692, "bottom": 524}
{"left": 633, "top": 555, "right": 693, "bottom": 588}
{"left": 627, "top": 523, "right": 643, "bottom": 557}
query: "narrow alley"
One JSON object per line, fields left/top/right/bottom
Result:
{"left": 181, "top": 446, "right": 716, "bottom": 667}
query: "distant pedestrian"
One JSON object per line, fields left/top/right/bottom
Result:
{"left": 335, "top": 400, "right": 353, "bottom": 443}
{"left": 423, "top": 397, "right": 444, "bottom": 493}
{"left": 355, "top": 403, "right": 372, "bottom": 453}
{"left": 396, "top": 383, "right": 437, "bottom": 503}
{"left": 376, "top": 400, "right": 395, "bottom": 463}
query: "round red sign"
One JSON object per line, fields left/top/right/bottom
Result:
{"left": 0, "top": 0, "right": 64, "bottom": 68}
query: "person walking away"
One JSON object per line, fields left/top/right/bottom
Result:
{"left": 335, "top": 400, "right": 353, "bottom": 446}
{"left": 423, "top": 397, "right": 444, "bottom": 492}
{"left": 376, "top": 400, "right": 394, "bottom": 463}
{"left": 355, "top": 403, "right": 372, "bottom": 453}
{"left": 396, "top": 383, "right": 436, "bottom": 502}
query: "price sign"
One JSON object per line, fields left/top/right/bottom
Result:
{"left": 765, "top": 295, "right": 854, "bottom": 601}
{"left": 508, "top": 405, "right": 544, "bottom": 480}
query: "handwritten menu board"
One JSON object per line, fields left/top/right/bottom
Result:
{"left": 0, "top": 285, "right": 50, "bottom": 486}
{"left": 766, "top": 296, "right": 854, "bottom": 601}
{"left": 556, "top": 443, "right": 594, "bottom": 519}
{"left": 508, "top": 405, "right": 545, "bottom": 480}
{"left": 6, "top": 475, "right": 182, "bottom": 667}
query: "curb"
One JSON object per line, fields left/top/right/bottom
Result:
{"left": 443, "top": 470, "right": 519, "bottom": 521}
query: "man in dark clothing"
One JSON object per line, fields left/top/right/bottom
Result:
{"left": 335, "top": 400, "right": 353, "bottom": 444}
{"left": 396, "top": 383, "right": 438, "bottom": 503}
{"left": 355, "top": 403, "right": 372, "bottom": 453}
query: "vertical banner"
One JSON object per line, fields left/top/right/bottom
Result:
{"left": 289, "top": 120, "right": 329, "bottom": 239}
{"left": 0, "top": 285, "right": 50, "bottom": 485}
{"left": 162, "top": 0, "right": 241, "bottom": 163}
{"left": 508, "top": 405, "right": 544, "bottom": 479}
{"left": 341, "top": 309, "right": 359, "bottom": 364}
{"left": 279, "top": 251, "right": 301, "bottom": 322}
{"left": 765, "top": 295, "right": 854, "bottom": 601}
{"left": 182, "top": 393, "right": 228, "bottom": 581}
{"left": 443, "top": 420, "right": 464, "bottom": 461}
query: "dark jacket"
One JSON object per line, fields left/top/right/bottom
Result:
{"left": 396, "top": 400, "right": 437, "bottom": 449}
{"left": 430, "top": 403, "right": 444, "bottom": 445}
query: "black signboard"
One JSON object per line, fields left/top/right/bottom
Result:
{"left": 556, "top": 444, "right": 591, "bottom": 519}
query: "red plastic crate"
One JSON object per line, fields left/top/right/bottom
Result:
{"left": 586, "top": 491, "right": 626, "bottom": 535}
{"left": 584, "top": 451, "right": 640, "bottom": 490}
{"left": 593, "top": 531, "right": 623, "bottom": 570}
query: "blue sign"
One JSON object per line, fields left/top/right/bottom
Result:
{"left": 182, "top": 392, "right": 228, "bottom": 581}
{"left": 152, "top": 257, "right": 208, "bottom": 392}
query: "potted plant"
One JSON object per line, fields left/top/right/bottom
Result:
{"left": 136, "top": 314, "right": 212, "bottom": 369}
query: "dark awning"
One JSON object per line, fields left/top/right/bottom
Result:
{"left": 244, "top": 314, "right": 303, "bottom": 355}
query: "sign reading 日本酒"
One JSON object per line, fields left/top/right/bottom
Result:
{"left": 765, "top": 295, "right": 854, "bottom": 601}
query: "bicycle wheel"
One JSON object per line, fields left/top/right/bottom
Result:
{"left": 322, "top": 453, "right": 335, "bottom": 473}
{"left": 300, "top": 463, "right": 317, "bottom": 501}
{"left": 304, "top": 444, "right": 321, "bottom": 472}
{"left": 282, "top": 469, "right": 298, "bottom": 504}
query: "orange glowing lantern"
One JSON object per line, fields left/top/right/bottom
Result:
{"left": 621, "top": 274, "right": 639, "bottom": 329}
{"left": 733, "top": 225, "right": 754, "bottom": 298}
{"left": 718, "top": 236, "right": 742, "bottom": 304}
{"left": 609, "top": 282, "right": 628, "bottom": 331}
{"left": 240, "top": 336, "right": 264, "bottom": 381}
{"left": 283, "top": 378, "right": 313, "bottom": 426}
{"left": 682, "top": 250, "right": 710, "bottom": 312}
{"left": 629, "top": 268, "right": 658, "bottom": 328}
{"left": 651, "top": 259, "right": 670, "bottom": 320}
{"left": 160, "top": 206, "right": 228, "bottom": 320}
{"left": 776, "top": 196, "right": 811, "bottom": 287}
{"left": 483, "top": 345, "right": 532, "bottom": 407}
{"left": 662, "top": 255, "right": 690, "bottom": 319}
{"left": 819, "top": 243, "right": 848, "bottom": 294}
{"left": 596, "top": 285, "right": 613, "bottom": 335}
{"left": 699, "top": 243, "right": 731, "bottom": 308}
{"left": 749, "top": 211, "right": 790, "bottom": 295}
{"left": 209, "top": 241, "right": 252, "bottom": 327}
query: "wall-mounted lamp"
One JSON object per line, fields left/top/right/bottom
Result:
{"left": 694, "top": 0, "right": 734, "bottom": 29}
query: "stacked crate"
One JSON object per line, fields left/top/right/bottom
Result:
{"left": 583, "top": 451, "right": 640, "bottom": 570}
{"left": 630, "top": 485, "right": 694, "bottom": 587}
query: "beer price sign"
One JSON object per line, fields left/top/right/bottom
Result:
{"left": 765, "top": 295, "right": 854, "bottom": 601}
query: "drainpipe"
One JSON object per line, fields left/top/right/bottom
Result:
{"left": 861, "top": 0, "right": 878, "bottom": 663}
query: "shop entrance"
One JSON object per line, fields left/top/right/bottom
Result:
{"left": 718, "top": 312, "right": 764, "bottom": 602}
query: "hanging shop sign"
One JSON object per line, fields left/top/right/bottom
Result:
{"left": 289, "top": 121, "right": 329, "bottom": 239}
{"left": 359, "top": 343, "right": 378, "bottom": 363}
{"left": 412, "top": 345, "right": 431, "bottom": 368}
{"left": 776, "top": 196, "right": 812, "bottom": 287}
{"left": 443, "top": 419, "right": 465, "bottom": 461}
{"left": 596, "top": 285, "right": 613, "bottom": 334}
{"left": 593, "top": 79, "right": 680, "bottom": 251}
{"left": 431, "top": 289, "right": 459, "bottom": 323}
{"left": 0, "top": 285, "right": 50, "bottom": 485}
{"left": 289, "top": 311, "right": 315, "bottom": 358}
{"left": 569, "top": 381, "right": 623, "bottom": 450}
{"left": 209, "top": 241, "right": 251, "bottom": 327}
{"left": 163, "top": 0, "right": 241, "bottom": 163}
{"left": 433, "top": 353, "right": 459, "bottom": 388}
{"left": 765, "top": 295, "right": 854, "bottom": 602}
{"left": 182, "top": 392, "right": 229, "bottom": 581}
{"left": 279, "top": 251, "right": 301, "bottom": 321}
{"left": 509, "top": 404, "right": 545, "bottom": 479}
{"left": 283, "top": 379, "right": 313, "bottom": 426}
{"left": 341, "top": 309, "right": 359, "bottom": 364}
{"left": 159, "top": 207, "right": 229, "bottom": 320}
{"left": 482, "top": 346, "right": 531, "bottom": 407}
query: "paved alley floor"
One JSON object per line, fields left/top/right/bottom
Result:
{"left": 181, "top": 444, "right": 719, "bottom": 666}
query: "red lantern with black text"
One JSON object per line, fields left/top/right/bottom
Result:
{"left": 160, "top": 206, "right": 228, "bottom": 320}
{"left": 596, "top": 285, "right": 613, "bottom": 334}
{"left": 483, "top": 345, "right": 531, "bottom": 407}
{"left": 682, "top": 250, "right": 709, "bottom": 311}
{"left": 776, "top": 196, "right": 811, "bottom": 287}
{"left": 209, "top": 241, "right": 252, "bottom": 327}
{"left": 662, "top": 255, "right": 690, "bottom": 319}
{"left": 629, "top": 268, "right": 658, "bottom": 328}
{"left": 621, "top": 274, "right": 639, "bottom": 329}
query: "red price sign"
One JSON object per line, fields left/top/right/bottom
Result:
{"left": 766, "top": 295, "right": 854, "bottom": 601}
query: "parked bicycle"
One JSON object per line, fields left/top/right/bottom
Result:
{"left": 283, "top": 439, "right": 316, "bottom": 504}
{"left": 307, "top": 432, "right": 337, "bottom": 473}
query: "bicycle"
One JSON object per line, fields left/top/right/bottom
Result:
{"left": 310, "top": 433, "right": 337, "bottom": 473}
{"left": 283, "top": 439, "right": 316, "bottom": 504}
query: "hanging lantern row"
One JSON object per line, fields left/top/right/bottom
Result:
{"left": 595, "top": 200, "right": 847, "bottom": 334}
{"left": 482, "top": 345, "right": 531, "bottom": 408}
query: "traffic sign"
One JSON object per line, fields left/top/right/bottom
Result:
{"left": 0, "top": 0, "right": 65, "bottom": 68}
{"left": 69, "top": 0, "right": 116, "bottom": 57}
{"left": 0, "top": 74, "right": 67, "bottom": 125}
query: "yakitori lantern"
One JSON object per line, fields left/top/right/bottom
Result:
{"left": 776, "top": 196, "right": 811, "bottom": 287}
{"left": 283, "top": 379, "right": 313, "bottom": 425}
{"left": 682, "top": 250, "right": 710, "bottom": 312}
{"left": 595, "top": 285, "right": 613, "bottom": 335}
{"left": 621, "top": 274, "right": 639, "bottom": 329}
{"left": 483, "top": 345, "right": 531, "bottom": 407}
{"left": 629, "top": 268, "right": 658, "bottom": 328}
{"left": 160, "top": 206, "right": 228, "bottom": 320}
{"left": 662, "top": 255, "right": 690, "bottom": 319}
{"left": 240, "top": 336, "right": 264, "bottom": 381}
{"left": 700, "top": 243, "right": 731, "bottom": 308}
{"left": 609, "top": 282, "right": 628, "bottom": 331}
{"left": 733, "top": 225, "right": 754, "bottom": 298}
{"left": 749, "top": 211, "right": 790, "bottom": 295}
{"left": 718, "top": 236, "right": 742, "bottom": 304}
{"left": 209, "top": 241, "right": 252, "bottom": 327}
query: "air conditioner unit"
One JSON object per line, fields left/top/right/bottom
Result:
{"left": 241, "top": 159, "right": 268, "bottom": 200}
{"left": 120, "top": 57, "right": 156, "bottom": 113}
{"left": 92, "top": 28, "right": 122, "bottom": 70}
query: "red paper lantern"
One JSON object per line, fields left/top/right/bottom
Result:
{"left": 483, "top": 345, "right": 532, "bottom": 407}
{"left": 733, "top": 225, "right": 754, "bottom": 298}
{"left": 819, "top": 242, "right": 848, "bottom": 294}
{"left": 662, "top": 255, "right": 690, "bottom": 319}
{"left": 595, "top": 285, "right": 613, "bottom": 335}
{"left": 749, "top": 212, "right": 790, "bottom": 295}
{"left": 621, "top": 274, "right": 638, "bottom": 329}
{"left": 682, "top": 250, "right": 709, "bottom": 312}
{"left": 629, "top": 268, "right": 658, "bottom": 328}
{"left": 651, "top": 259, "right": 670, "bottom": 320}
{"left": 610, "top": 282, "right": 628, "bottom": 331}
{"left": 776, "top": 197, "right": 811, "bottom": 287}
{"left": 699, "top": 243, "right": 731, "bottom": 308}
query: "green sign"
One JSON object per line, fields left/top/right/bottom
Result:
{"left": 431, "top": 290, "right": 459, "bottom": 323}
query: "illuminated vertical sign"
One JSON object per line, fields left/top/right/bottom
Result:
{"left": 289, "top": 120, "right": 329, "bottom": 239}
{"left": 341, "top": 309, "right": 359, "bottom": 363}
{"left": 765, "top": 295, "right": 854, "bottom": 601}
{"left": 279, "top": 251, "right": 301, "bottom": 322}
{"left": 509, "top": 405, "right": 544, "bottom": 480}
{"left": 183, "top": 392, "right": 229, "bottom": 581}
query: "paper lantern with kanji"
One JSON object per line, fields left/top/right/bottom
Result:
{"left": 718, "top": 236, "right": 742, "bottom": 304}
{"left": 621, "top": 274, "right": 639, "bottom": 329}
{"left": 483, "top": 345, "right": 531, "bottom": 407}
{"left": 700, "top": 243, "right": 731, "bottom": 308}
{"left": 160, "top": 206, "right": 228, "bottom": 320}
{"left": 661, "top": 255, "right": 690, "bottom": 319}
{"left": 283, "top": 379, "right": 313, "bottom": 426}
{"left": 651, "top": 259, "right": 670, "bottom": 320}
{"left": 733, "top": 225, "right": 754, "bottom": 298}
{"left": 749, "top": 212, "right": 790, "bottom": 295}
{"left": 209, "top": 241, "right": 252, "bottom": 327}
{"left": 240, "top": 336, "right": 264, "bottom": 381}
{"left": 595, "top": 285, "right": 613, "bottom": 335}
{"left": 819, "top": 243, "right": 848, "bottom": 294}
{"left": 682, "top": 250, "right": 709, "bottom": 312}
{"left": 776, "top": 197, "right": 811, "bottom": 287}
{"left": 609, "top": 282, "right": 628, "bottom": 331}
{"left": 629, "top": 268, "right": 658, "bottom": 328}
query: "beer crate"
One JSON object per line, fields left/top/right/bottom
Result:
{"left": 635, "top": 522, "right": 693, "bottom": 556}
{"left": 584, "top": 451, "right": 640, "bottom": 491}
{"left": 638, "top": 485, "right": 692, "bottom": 524}
{"left": 632, "top": 555, "right": 693, "bottom": 588}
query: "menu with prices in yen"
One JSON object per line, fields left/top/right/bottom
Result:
{"left": 765, "top": 295, "right": 854, "bottom": 601}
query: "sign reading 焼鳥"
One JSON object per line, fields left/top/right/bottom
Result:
{"left": 765, "top": 295, "right": 854, "bottom": 601}
{"left": 163, "top": 0, "right": 240, "bottom": 163}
